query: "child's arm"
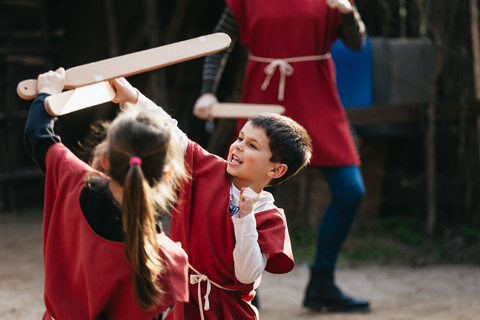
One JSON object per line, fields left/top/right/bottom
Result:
{"left": 24, "top": 68, "right": 65, "bottom": 172}
{"left": 110, "top": 77, "right": 189, "bottom": 153}
{"left": 330, "top": 0, "right": 366, "bottom": 52}
{"left": 238, "top": 187, "right": 259, "bottom": 218}
{"left": 232, "top": 187, "right": 269, "bottom": 284}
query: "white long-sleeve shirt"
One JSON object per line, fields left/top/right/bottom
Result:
{"left": 230, "top": 182, "right": 272, "bottom": 283}
{"left": 134, "top": 93, "right": 271, "bottom": 284}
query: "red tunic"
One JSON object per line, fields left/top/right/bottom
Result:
{"left": 226, "top": 0, "right": 360, "bottom": 166}
{"left": 42, "top": 143, "right": 189, "bottom": 320}
{"left": 168, "top": 141, "right": 294, "bottom": 319}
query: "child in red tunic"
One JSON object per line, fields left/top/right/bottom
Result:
{"left": 193, "top": 0, "right": 370, "bottom": 313}
{"left": 24, "top": 68, "right": 189, "bottom": 320}
{"left": 112, "top": 78, "right": 313, "bottom": 320}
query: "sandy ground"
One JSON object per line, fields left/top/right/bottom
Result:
{"left": 2, "top": 210, "right": 480, "bottom": 320}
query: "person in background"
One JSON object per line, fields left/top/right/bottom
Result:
{"left": 192, "top": 0, "right": 370, "bottom": 313}
{"left": 24, "top": 68, "right": 189, "bottom": 320}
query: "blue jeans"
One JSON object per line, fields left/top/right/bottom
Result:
{"left": 312, "top": 166, "right": 365, "bottom": 271}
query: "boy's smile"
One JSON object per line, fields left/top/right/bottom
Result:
{"left": 227, "top": 122, "right": 278, "bottom": 193}
{"left": 230, "top": 153, "right": 243, "bottom": 165}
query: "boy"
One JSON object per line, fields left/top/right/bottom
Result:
{"left": 112, "top": 77, "right": 312, "bottom": 320}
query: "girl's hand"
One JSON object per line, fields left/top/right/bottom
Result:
{"left": 111, "top": 77, "right": 138, "bottom": 105}
{"left": 193, "top": 93, "right": 217, "bottom": 121}
{"left": 326, "top": 0, "right": 353, "bottom": 14}
{"left": 37, "top": 67, "right": 65, "bottom": 95}
{"left": 239, "top": 187, "right": 259, "bottom": 218}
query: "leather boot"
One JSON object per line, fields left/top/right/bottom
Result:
{"left": 303, "top": 268, "right": 370, "bottom": 312}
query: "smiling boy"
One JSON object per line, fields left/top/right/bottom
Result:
{"left": 111, "top": 77, "right": 312, "bottom": 320}
{"left": 228, "top": 121, "right": 287, "bottom": 194}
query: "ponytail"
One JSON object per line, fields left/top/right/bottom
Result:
{"left": 123, "top": 160, "right": 164, "bottom": 311}
{"left": 91, "top": 107, "right": 187, "bottom": 311}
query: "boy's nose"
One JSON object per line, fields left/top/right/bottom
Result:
{"left": 235, "top": 142, "right": 243, "bottom": 151}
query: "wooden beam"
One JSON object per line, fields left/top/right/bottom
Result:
{"left": 346, "top": 105, "right": 418, "bottom": 125}
{"left": 346, "top": 102, "right": 480, "bottom": 126}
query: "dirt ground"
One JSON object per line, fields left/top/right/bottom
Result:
{"left": 2, "top": 210, "right": 480, "bottom": 320}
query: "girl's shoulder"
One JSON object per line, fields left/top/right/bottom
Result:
{"left": 46, "top": 143, "right": 94, "bottom": 175}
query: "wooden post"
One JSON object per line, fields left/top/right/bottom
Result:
{"left": 412, "top": 0, "right": 442, "bottom": 236}
{"left": 426, "top": 85, "right": 436, "bottom": 236}
{"left": 471, "top": 0, "right": 480, "bottom": 100}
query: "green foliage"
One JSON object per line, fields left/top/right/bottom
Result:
{"left": 366, "top": 216, "right": 424, "bottom": 246}
{"left": 459, "top": 225, "right": 479, "bottom": 241}
{"left": 290, "top": 227, "right": 317, "bottom": 264}
{"left": 290, "top": 216, "right": 480, "bottom": 267}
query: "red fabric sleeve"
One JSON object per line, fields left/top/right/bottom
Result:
{"left": 255, "top": 209, "right": 294, "bottom": 274}
{"left": 156, "top": 233, "right": 189, "bottom": 306}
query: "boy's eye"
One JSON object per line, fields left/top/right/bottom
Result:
{"left": 249, "top": 143, "right": 257, "bottom": 150}
{"left": 237, "top": 137, "right": 243, "bottom": 141}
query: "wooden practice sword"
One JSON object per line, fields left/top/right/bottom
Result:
{"left": 17, "top": 32, "right": 231, "bottom": 100}
{"left": 44, "top": 80, "right": 285, "bottom": 118}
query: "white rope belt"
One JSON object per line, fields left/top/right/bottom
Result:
{"left": 248, "top": 53, "right": 331, "bottom": 101}
{"left": 189, "top": 263, "right": 234, "bottom": 320}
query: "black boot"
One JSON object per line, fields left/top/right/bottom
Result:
{"left": 303, "top": 268, "right": 370, "bottom": 313}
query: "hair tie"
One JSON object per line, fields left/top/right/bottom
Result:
{"left": 129, "top": 157, "right": 142, "bottom": 166}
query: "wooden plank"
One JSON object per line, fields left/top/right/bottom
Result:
{"left": 346, "top": 102, "right": 480, "bottom": 125}
{"left": 346, "top": 106, "right": 418, "bottom": 125}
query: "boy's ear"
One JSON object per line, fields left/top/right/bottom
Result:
{"left": 267, "top": 163, "right": 288, "bottom": 179}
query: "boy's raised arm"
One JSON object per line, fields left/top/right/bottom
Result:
{"left": 111, "top": 77, "right": 189, "bottom": 153}
{"left": 111, "top": 77, "right": 138, "bottom": 105}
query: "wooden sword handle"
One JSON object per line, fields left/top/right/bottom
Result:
{"left": 16, "top": 79, "right": 42, "bottom": 100}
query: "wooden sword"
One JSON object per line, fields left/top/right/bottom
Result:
{"left": 17, "top": 32, "right": 231, "bottom": 100}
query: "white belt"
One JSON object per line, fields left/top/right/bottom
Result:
{"left": 189, "top": 264, "right": 234, "bottom": 320}
{"left": 248, "top": 53, "right": 331, "bottom": 101}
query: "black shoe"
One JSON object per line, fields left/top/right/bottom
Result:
{"left": 303, "top": 268, "right": 370, "bottom": 313}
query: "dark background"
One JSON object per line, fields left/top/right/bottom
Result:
{"left": 1, "top": 0, "right": 479, "bottom": 243}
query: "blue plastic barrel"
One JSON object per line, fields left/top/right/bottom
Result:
{"left": 331, "top": 37, "right": 373, "bottom": 108}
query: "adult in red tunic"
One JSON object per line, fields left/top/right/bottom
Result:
{"left": 168, "top": 140, "right": 294, "bottom": 320}
{"left": 193, "top": 0, "right": 369, "bottom": 312}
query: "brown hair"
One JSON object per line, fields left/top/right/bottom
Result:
{"left": 248, "top": 113, "right": 312, "bottom": 186}
{"left": 90, "top": 107, "right": 185, "bottom": 310}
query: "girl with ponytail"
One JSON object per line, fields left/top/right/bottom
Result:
{"left": 24, "top": 68, "right": 189, "bottom": 320}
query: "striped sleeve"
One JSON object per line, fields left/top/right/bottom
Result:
{"left": 338, "top": 4, "right": 367, "bottom": 52}
{"left": 200, "top": 6, "right": 239, "bottom": 95}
